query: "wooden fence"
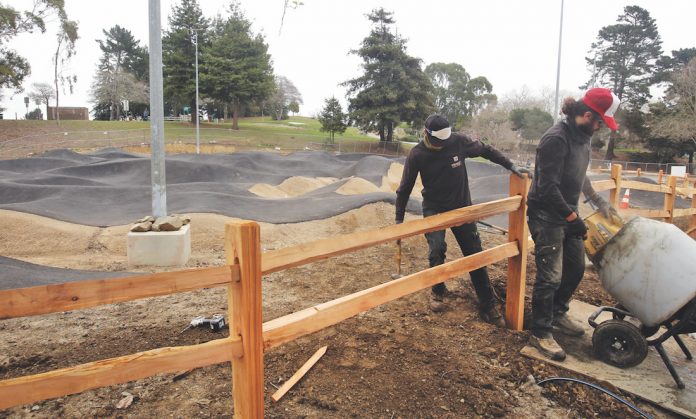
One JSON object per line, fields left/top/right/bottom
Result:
{"left": 0, "top": 174, "right": 530, "bottom": 417}
{"left": 3, "top": 165, "right": 694, "bottom": 416}
{"left": 596, "top": 164, "right": 696, "bottom": 236}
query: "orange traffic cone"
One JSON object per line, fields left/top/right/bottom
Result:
{"left": 620, "top": 189, "right": 631, "bottom": 209}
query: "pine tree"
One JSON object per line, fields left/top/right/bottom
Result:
{"left": 344, "top": 8, "right": 434, "bottom": 142}
{"left": 200, "top": 3, "right": 274, "bottom": 129}
{"left": 318, "top": 97, "right": 348, "bottom": 144}
{"left": 162, "top": 0, "right": 209, "bottom": 116}
{"left": 583, "top": 5, "right": 663, "bottom": 160}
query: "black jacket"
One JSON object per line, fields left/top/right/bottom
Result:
{"left": 527, "top": 119, "right": 591, "bottom": 223}
{"left": 395, "top": 133, "right": 513, "bottom": 222}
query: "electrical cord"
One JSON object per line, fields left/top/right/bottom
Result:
{"left": 537, "top": 377, "right": 652, "bottom": 419}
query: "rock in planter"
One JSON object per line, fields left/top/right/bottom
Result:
{"left": 153, "top": 216, "right": 183, "bottom": 232}
{"left": 130, "top": 221, "right": 153, "bottom": 232}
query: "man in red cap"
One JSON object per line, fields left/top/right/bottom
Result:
{"left": 527, "top": 88, "right": 622, "bottom": 360}
{"left": 395, "top": 114, "right": 531, "bottom": 326}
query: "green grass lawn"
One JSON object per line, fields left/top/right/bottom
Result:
{"left": 0, "top": 116, "right": 408, "bottom": 158}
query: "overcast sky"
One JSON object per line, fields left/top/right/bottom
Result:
{"left": 1, "top": 0, "right": 695, "bottom": 120}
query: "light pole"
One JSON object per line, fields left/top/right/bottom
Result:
{"left": 553, "top": 0, "right": 565, "bottom": 123}
{"left": 190, "top": 29, "right": 200, "bottom": 154}
{"left": 148, "top": 0, "right": 167, "bottom": 217}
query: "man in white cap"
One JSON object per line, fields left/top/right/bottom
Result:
{"left": 395, "top": 114, "right": 531, "bottom": 326}
{"left": 527, "top": 87, "right": 622, "bottom": 360}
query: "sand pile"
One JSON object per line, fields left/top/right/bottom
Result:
{"left": 336, "top": 177, "right": 382, "bottom": 195}
{"left": 249, "top": 176, "right": 338, "bottom": 198}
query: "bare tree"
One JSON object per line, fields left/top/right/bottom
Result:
{"left": 28, "top": 82, "right": 55, "bottom": 119}
{"left": 52, "top": 20, "right": 78, "bottom": 121}
{"left": 90, "top": 68, "right": 148, "bottom": 118}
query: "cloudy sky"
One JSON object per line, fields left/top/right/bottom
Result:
{"left": 1, "top": 0, "right": 695, "bottom": 120}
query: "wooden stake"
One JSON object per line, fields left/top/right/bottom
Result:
{"left": 609, "top": 164, "right": 622, "bottom": 208}
{"left": 690, "top": 185, "right": 696, "bottom": 239}
{"left": 664, "top": 176, "right": 677, "bottom": 224}
{"left": 271, "top": 346, "right": 328, "bottom": 402}
{"left": 226, "top": 221, "right": 264, "bottom": 419}
{"left": 505, "top": 174, "right": 530, "bottom": 331}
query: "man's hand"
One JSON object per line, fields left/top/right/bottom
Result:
{"left": 567, "top": 217, "right": 588, "bottom": 240}
{"left": 395, "top": 219, "right": 403, "bottom": 245}
{"left": 510, "top": 164, "right": 533, "bottom": 179}
{"left": 588, "top": 193, "right": 623, "bottom": 223}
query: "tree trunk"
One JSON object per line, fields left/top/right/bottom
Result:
{"left": 387, "top": 122, "right": 394, "bottom": 142}
{"left": 224, "top": 103, "right": 229, "bottom": 121}
{"left": 110, "top": 102, "right": 116, "bottom": 121}
{"left": 604, "top": 132, "right": 617, "bottom": 160}
{"left": 232, "top": 100, "right": 240, "bottom": 130}
{"left": 54, "top": 40, "right": 61, "bottom": 123}
{"left": 378, "top": 123, "right": 385, "bottom": 142}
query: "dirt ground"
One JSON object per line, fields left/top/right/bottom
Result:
{"left": 0, "top": 203, "right": 674, "bottom": 418}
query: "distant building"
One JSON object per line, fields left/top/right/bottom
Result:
{"left": 47, "top": 106, "right": 89, "bottom": 120}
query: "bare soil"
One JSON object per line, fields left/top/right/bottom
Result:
{"left": 0, "top": 203, "right": 671, "bottom": 418}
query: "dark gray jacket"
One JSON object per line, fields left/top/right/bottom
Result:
{"left": 527, "top": 119, "right": 592, "bottom": 224}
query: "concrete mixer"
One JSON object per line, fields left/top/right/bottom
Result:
{"left": 584, "top": 214, "right": 696, "bottom": 389}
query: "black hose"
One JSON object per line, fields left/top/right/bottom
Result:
{"left": 536, "top": 377, "right": 652, "bottom": 419}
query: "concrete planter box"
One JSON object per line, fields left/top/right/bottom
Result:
{"left": 127, "top": 224, "right": 191, "bottom": 267}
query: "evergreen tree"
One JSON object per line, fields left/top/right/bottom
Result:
{"left": 344, "top": 8, "right": 434, "bottom": 142}
{"left": 93, "top": 25, "right": 149, "bottom": 120}
{"left": 583, "top": 5, "right": 663, "bottom": 159}
{"left": 318, "top": 97, "right": 347, "bottom": 144}
{"left": 200, "top": 3, "right": 274, "bottom": 129}
{"left": 162, "top": 0, "right": 209, "bottom": 116}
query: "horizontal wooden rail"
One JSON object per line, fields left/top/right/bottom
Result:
{"left": 0, "top": 265, "right": 238, "bottom": 320}
{"left": 621, "top": 180, "right": 671, "bottom": 194}
{"left": 0, "top": 337, "right": 243, "bottom": 410}
{"left": 673, "top": 208, "right": 696, "bottom": 217}
{"left": 619, "top": 208, "right": 670, "bottom": 218}
{"left": 591, "top": 179, "right": 616, "bottom": 192}
{"left": 261, "top": 196, "right": 522, "bottom": 274}
{"left": 676, "top": 186, "right": 696, "bottom": 197}
{"left": 262, "top": 242, "right": 519, "bottom": 350}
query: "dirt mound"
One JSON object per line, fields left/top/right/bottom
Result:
{"left": 335, "top": 177, "right": 381, "bottom": 195}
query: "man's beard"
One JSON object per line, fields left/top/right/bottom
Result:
{"left": 577, "top": 120, "right": 595, "bottom": 136}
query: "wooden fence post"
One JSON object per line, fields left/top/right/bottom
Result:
{"left": 689, "top": 186, "right": 696, "bottom": 239}
{"left": 658, "top": 169, "right": 664, "bottom": 185}
{"left": 226, "top": 221, "right": 264, "bottom": 419}
{"left": 664, "top": 176, "right": 677, "bottom": 224}
{"left": 609, "top": 164, "right": 623, "bottom": 208}
{"left": 505, "top": 174, "right": 531, "bottom": 331}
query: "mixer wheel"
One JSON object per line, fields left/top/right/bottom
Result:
{"left": 592, "top": 319, "right": 648, "bottom": 368}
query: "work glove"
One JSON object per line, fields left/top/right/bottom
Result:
{"left": 566, "top": 217, "right": 588, "bottom": 240}
{"left": 589, "top": 193, "right": 623, "bottom": 224}
{"left": 395, "top": 218, "right": 403, "bottom": 245}
{"left": 510, "top": 165, "right": 533, "bottom": 179}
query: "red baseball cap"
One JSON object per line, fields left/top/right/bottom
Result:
{"left": 582, "top": 88, "right": 621, "bottom": 131}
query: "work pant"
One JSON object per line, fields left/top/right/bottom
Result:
{"left": 529, "top": 216, "right": 585, "bottom": 338}
{"left": 423, "top": 208, "right": 496, "bottom": 311}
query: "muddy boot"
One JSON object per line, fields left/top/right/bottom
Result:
{"left": 479, "top": 305, "right": 505, "bottom": 327}
{"left": 530, "top": 334, "right": 566, "bottom": 361}
{"left": 429, "top": 290, "right": 448, "bottom": 313}
{"left": 552, "top": 313, "right": 585, "bottom": 337}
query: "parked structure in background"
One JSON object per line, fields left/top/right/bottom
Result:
{"left": 47, "top": 106, "right": 89, "bottom": 120}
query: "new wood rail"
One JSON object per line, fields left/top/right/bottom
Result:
{"left": 262, "top": 242, "right": 519, "bottom": 350}
{"left": 0, "top": 265, "right": 238, "bottom": 319}
{"left": 261, "top": 195, "right": 522, "bottom": 274}
{"left": 0, "top": 337, "right": 243, "bottom": 410}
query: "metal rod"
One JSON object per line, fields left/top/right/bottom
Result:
{"left": 193, "top": 31, "right": 200, "bottom": 154}
{"left": 148, "top": 0, "right": 167, "bottom": 217}
{"left": 553, "top": 0, "right": 564, "bottom": 123}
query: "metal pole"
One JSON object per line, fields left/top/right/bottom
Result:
{"left": 148, "top": 0, "right": 167, "bottom": 217}
{"left": 553, "top": 0, "right": 564, "bottom": 123}
{"left": 193, "top": 31, "right": 200, "bottom": 154}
